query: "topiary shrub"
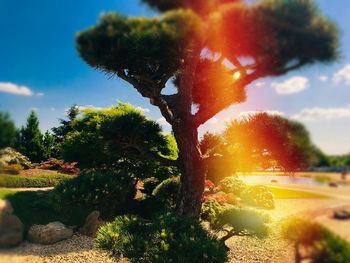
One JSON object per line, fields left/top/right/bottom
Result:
{"left": 213, "top": 207, "right": 270, "bottom": 241}
{"left": 218, "top": 176, "right": 246, "bottom": 196}
{"left": 152, "top": 177, "right": 180, "bottom": 210}
{"left": 141, "top": 177, "right": 161, "bottom": 196}
{"left": 51, "top": 169, "right": 136, "bottom": 217}
{"left": 282, "top": 217, "right": 350, "bottom": 263}
{"left": 201, "top": 199, "right": 223, "bottom": 225}
{"left": 95, "top": 213, "right": 228, "bottom": 263}
{"left": 241, "top": 185, "right": 275, "bottom": 209}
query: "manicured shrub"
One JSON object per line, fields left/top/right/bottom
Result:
{"left": 282, "top": 217, "right": 350, "bottom": 263}
{"left": 312, "top": 229, "right": 350, "bottom": 263}
{"left": 241, "top": 185, "right": 275, "bottom": 209}
{"left": 152, "top": 177, "right": 180, "bottom": 210}
{"left": 95, "top": 213, "right": 228, "bottom": 263}
{"left": 218, "top": 176, "right": 246, "bottom": 196}
{"left": 141, "top": 177, "right": 161, "bottom": 196}
{"left": 203, "top": 192, "right": 227, "bottom": 205}
{"left": 51, "top": 169, "right": 136, "bottom": 217}
{"left": 213, "top": 207, "right": 270, "bottom": 241}
{"left": 0, "top": 173, "right": 71, "bottom": 188}
{"left": 0, "top": 163, "right": 24, "bottom": 175}
{"left": 39, "top": 158, "right": 80, "bottom": 174}
{"left": 201, "top": 199, "right": 223, "bottom": 224}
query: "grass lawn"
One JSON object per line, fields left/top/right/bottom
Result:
{"left": 0, "top": 173, "right": 72, "bottom": 188}
{"left": 268, "top": 186, "right": 330, "bottom": 199}
{"left": 0, "top": 188, "right": 89, "bottom": 229}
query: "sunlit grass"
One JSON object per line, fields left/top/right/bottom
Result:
{"left": 0, "top": 189, "right": 17, "bottom": 199}
{"left": 268, "top": 186, "right": 330, "bottom": 199}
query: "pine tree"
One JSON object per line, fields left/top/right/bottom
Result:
{"left": 0, "top": 112, "right": 17, "bottom": 148}
{"left": 16, "top": 111, "right": 44, "bottom": 163}
{"left": 76, "top": 0, "right": 339, "bottom": 218}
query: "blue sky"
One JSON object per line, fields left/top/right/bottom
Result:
{"left": 0, "top": 0, "right": 350, "bottom": 155}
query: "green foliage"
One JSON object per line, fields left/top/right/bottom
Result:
{"left": 142, "top": 177, "right": 161, "bottom": 196}
{"left": 51, "top": 169, "right": 136, "bottom": 217}
{"left": 241, "top": 185, "right": 275, "bottom": 209}
{"left": 218, "top": 176, "right": 246, "bottom": 195}
{"left": 282, "top": 217, "right": 350, "bottom": 263}
{"left": 201, "top": 199, "right": 223, "bottom": 224}
{"left": 16, "top": 111, "right": 45, "bottom": 163}
{"left": 0, "top": 190, "right": 89, "bottom": 229}
{"left": 152, "top": 177, "right": 180, "bottom": 210}
{"left": 95, "top": 213, "right": 228, "bottom": 263}
{"left": 42, "top": 131, "right": 56, "bottom": 160}
{"left": 200, "top": 132, "right": 236, "bottom": 183}
{"left": 0, "top": 163, "right": 23, "bottom": 175}
{"left": 0, "top": 173, "right": 71, "bottom": 188}
{"left": 0, "top": 112, "right": 17, "bottom": 148}
{"left": 224, "top": 113, "right": 316, "bottom": 172}
{"left": 312, "top": 229, "right": 350, "bottom": 263}
{"left": 52, "top": 105, "right": 79, "bottom": 143}
{"left": 60, "top": 103, "right": 178, "bottom": 180}
{"left": 77, "top": 10, "right": 204, "bottom": 84}
{"left": 214, "top": 207, "right": 270, "bottom": 239}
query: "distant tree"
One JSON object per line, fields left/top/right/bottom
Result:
{"left": 52, "top": 105, "right": 79, "bottom": 143}
{"left": 76, "top": 0, "right": 339, "bottom": 217}
{"left": 16, "top": 111, "right": 44, "bottom": 163}
{"left": 0, "top": 112, "right": 17, "bottom": 148}
{"left": 223, "top": 113, "right": 316, "bottom": 172}
{"left": 42, "top": 131, "right": 56, "bottom": 160}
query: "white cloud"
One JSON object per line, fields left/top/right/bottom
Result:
{"left": 36, "top": 92, "right": 45, "bottom": 97}
{"left": 271, "top": 76, "right": 309, "bottom": 94}
{"left": 238, "top": 110, "right": 285, "bottom": 119}
{"left": 31, "top": 107, "right": 38, "bottom": 112}
{"left": 78, "top": 105, "right": 103, "bottom": 111}
{"left": 318, "top": 75, "right": 328, "bottom": 82}
{"left": 157, "top": 117, "right": 171, "bottom": 127}
{"left": 135, "top": 106, "right": 150, "bottom": 113}
{"left": 333, "top": 64, "right": 350, "bottom": 85}
{"left": 0, "top": 82, "right": 33, "bottom": 96}
{"left": 292, "top": 106, "right": 350, "bottom": 121}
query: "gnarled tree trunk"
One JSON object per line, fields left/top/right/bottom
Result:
{"left": 173, "top": 122, "right": 206, "bottom": 218}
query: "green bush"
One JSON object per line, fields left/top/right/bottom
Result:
{"left": 282, "top": 217, "right": 350, "bottom": 263}
{"left": 51, "top": 169, "right": 136, "bottom": 217}
{"left": 152, "top": 177, "right": 180, "bottom": 210}
{"left": 0, "top": 173, "right": 71, "bottom": 188}
{"left": 95, "top": 213, "right": 228, "bottom": 263}
{"left": 214, "top": 207, "right": 270, "bottom": 240}
{"left": 312, "top": 229, "right": 350, "bottom": 263}
{"left": 241, "top": 185, "right": 275, "bottom": 209}
{"left": 218, "top": 176, "right": 247, "bottom": 195}
{"left": 0, "top": 163, "right": 24, "bottom": 175}
{"left": 201, "top": 199, "right": 223, "bottom": 224}
{"left": 141, "top": 177, "right": 161, "bottom": 196}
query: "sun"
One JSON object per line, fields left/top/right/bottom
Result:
{"left": 233, "top": 71, "right": 241, "bottom": 80}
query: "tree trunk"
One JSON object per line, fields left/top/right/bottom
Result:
{"left": 173, "top": 122, "right": 206, "bottom": 218}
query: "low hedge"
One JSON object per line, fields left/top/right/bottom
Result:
{"left": 0, "top": 173, "right": 72, "bottom": 188}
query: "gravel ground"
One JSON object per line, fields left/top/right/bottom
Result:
{"left": 0, "top": 234, "right": 126, "bottom": 263}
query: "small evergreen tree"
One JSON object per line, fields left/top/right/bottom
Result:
{"left": 16, "top": 111, "right": 45, "bottom": 163}
{"left": 0, "top": 112, "right": 17, "bottom": 148}
{"left": 42, "top": 131, "right": 56, "bottom": 159}
{"left": 52, "top": 105, "right": 79, "bottom": 143}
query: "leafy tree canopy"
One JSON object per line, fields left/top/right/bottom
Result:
{"left": 16, "top": 111, "right": 45, "bottom": 163}
{"left": 0, "top": 112, "right": 17, "bottom": 148}
{"left": 77, "top": 0, "right": 338, "bottom": 125}
{"left": 61, "top": 103, "right": 178, "bottom": 179}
